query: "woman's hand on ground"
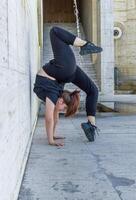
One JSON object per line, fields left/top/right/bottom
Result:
{"left": 53, "top": 136, "right": 66, "bottom": 140}
{"left": 49, "top": 140, "right": 64, "bottom": 146}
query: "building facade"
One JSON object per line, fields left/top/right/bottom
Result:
{"left": 114, "top": 0, "right": 136, "bottom": 90}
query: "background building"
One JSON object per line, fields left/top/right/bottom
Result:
{"left": 113, "top": 0, "right": 136, "bottom": 112}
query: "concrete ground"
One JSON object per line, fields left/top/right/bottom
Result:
{"left": 18, "top": 112, "right": 136, "bottom": 200}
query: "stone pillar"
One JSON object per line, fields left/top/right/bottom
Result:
{"left": 100, "top": 0, "right": 114, "bottom": 96}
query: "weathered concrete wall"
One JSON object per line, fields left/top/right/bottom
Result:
{"left": 114, "top": 0, "right": 136, "bottom": 112}
{"left": 80, "top": 0, "right": 114, "bottom": 99}
{"left": 100, "top": 0, "right": 114, "bottom": 97}
{"left": 115, "top": 102, "right": 136, "bottom": 113}
{"left": 114, "top": 0, "right": 136, "bottom": 72}
{"left": 80, "top": 0, "right": 100, "bottom": 83}
{"left": 80, "top": 0, "right": 92, "bottom": 40}
{"left": 0, "top": 0, "right": 43, "bottom": 199}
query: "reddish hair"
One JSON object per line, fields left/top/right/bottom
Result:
{"left": 61, "top": 89, "right": 80, "bottom": 117}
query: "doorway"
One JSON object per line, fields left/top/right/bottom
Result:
{"left": 43, "top": 0, "right": 80, "bottom": 23}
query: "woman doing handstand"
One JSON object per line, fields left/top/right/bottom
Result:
{"left": 33, "top": 26, "right": 102, "bottom": 146}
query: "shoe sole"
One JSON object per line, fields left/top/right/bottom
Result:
{"left": 81, "top": 123, "right": 95, "bottom": 142}
{"left": 79, "top": 47, "right": 103, "bottom": 55}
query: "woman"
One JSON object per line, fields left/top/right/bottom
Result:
{"left": 33, "top": 26, "right": 102, "bottom": 147}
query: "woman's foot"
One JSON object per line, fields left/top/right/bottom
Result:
{"left": 49, "top": 140, "right": 64, "bottom": 146}
{"left": 79, "top": 41, "right": 103, "bottom": 55}
{"left": 53, "top": 136, "right": 66, "bottom": 140}
{"left": 81, "top": 121, "right": 100, "bottom": 142}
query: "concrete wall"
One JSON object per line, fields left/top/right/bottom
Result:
{"left": 115, "top": 102, "right": 136, "bottom": 113}
{"left": 80, "top": 0, "right": 92, "bottom": 39}
{"left": 80, "top": 0, "right": 99, "bottom": 54}
{"left": 80, "top": 0, "right": 114, "bottom": 103}
{"left": 114, "top": 0, "right": 136, "bottom": 74}
{"left": 113, "top": 0, "right": 136, "bottom": 112}
{"left": 100, "top": 0, "right": 114, "bottom": 97}
{"left": 0, "top": 0, "right": 43, "bottom": 199}
{"left": 80, "top": 0, "right": 101, "bottom": 88}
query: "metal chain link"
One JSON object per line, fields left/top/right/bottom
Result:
{"left": 73, "top": 0, "right": 81, "bottom": 37}
{"left": 73, "top": 0, "right": 85, "bottom": 66}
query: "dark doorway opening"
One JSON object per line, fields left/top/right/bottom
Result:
{"left": 43, "top": 0, "right": 80, "bottom": 23}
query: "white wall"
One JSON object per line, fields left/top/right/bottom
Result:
{"left": 0, "top": 0, "right": 42, "bottom": 199}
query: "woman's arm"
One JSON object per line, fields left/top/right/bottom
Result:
{"left": 45, "top": 97, "right": 54, "bottom": 143}
{"left": 53, "top": 108, "right": 66, "bottom": 139}
{"left": 45, "top": 97, "right": 64, "bottom": 146}
{"left": 53, "top": 107, "right": 59, "bottom": 136}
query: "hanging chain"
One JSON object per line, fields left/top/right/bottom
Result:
{"left": 73, "top": 0, "right": 81, "bottom": 37}
{"left": 73, "top": 0, "right": 84, "bottom": 66}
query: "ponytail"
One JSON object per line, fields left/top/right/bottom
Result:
{"left": 61, "top": 89, "right": 80, "bottom": 117}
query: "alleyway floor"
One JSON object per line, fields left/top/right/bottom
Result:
{"left": 18, "top": 112, "right": 136, "bottom": 200}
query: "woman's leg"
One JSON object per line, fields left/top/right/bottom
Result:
{"left": 50, "top": 26, "right": 77, "bottom": 71}
{"left": 45, "top": 26, "right": 79, "bottom": 82}
{"left": 71, "top": 66, "right": 99, "bottom": 125}
{"left": 71, "top": 66, "right": 99, "bottom": 141}
{"left": 73, "top": 37, "right": 87, "bottom": 47}
{"left": 48, "top": 26, "right": 101, "bottom": 83}
{"left": 48, "top": 26, "right": 96, "bottom": 82}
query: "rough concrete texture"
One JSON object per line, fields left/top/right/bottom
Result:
{"left": 114, "top": 0, "right": 136, "bottom": 68}
{"left": 0, "top": 0, "right": 41, "bottom": 199}
{"left": 18, "top": 113, "right": 136, "bottom": 200}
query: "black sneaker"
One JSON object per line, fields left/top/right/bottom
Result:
{"left": 79, "top": 41, "right": 103, "bottom": 55}
{"left": 81, "top": 120, "right": 100, "bottom": 142}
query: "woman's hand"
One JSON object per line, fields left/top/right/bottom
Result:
{"left": 49, "top": 140, "right": 64, "bottom": 146}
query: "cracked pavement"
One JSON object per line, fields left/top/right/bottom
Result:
{"left": 18, "top": 112, "right": 136, "bottom": 200}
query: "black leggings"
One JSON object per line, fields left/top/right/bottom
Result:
{"left": 45, "top": 26, "right": 98, "bottom": 116}
{"left": 44, "top": 26, "right": 77, "bottom": 82}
